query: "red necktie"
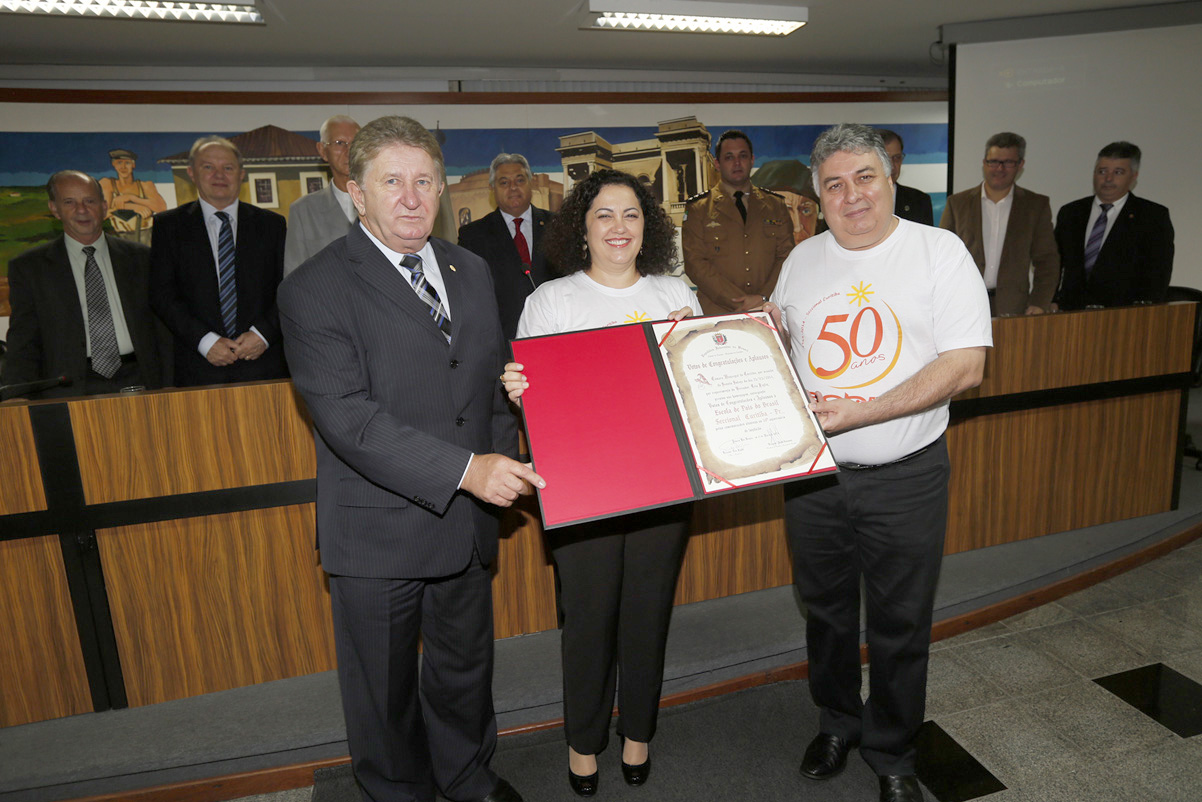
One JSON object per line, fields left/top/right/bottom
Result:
{"left": 513, "top": 217, "right": 532, "bottom": 266}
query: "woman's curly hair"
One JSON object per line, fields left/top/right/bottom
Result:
{"left": 544, "top": 168, "right": 679, "bottom": 276}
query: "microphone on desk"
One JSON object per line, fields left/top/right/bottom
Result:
{"left": 0, "top": 375, "right": 71, "bottom": 399}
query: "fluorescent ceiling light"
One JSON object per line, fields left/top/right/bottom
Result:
{"left": 0, "top": 0, "right": 263, "bottom": 23}
{"left": 588, "top": 0, "right": 806, "bottom": 36}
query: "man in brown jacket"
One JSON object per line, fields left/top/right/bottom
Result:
{"left": 940, "top": 132, "right": 1060, "bottom": 317}
{"left": 683, "top": 129, "right": 794, "bottom": 315}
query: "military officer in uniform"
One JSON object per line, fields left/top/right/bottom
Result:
{"left": 682, "top": 129, "right": 794, "bottom": 316}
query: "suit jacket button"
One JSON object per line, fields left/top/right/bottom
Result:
{"left": 450, "top": 359, "right": 459, "bottom": 368}
{"left": 456, "top": 416, "right": 465, "bottom": 426}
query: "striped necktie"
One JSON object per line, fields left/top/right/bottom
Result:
{"left": 215, "top": 210, "right": 239, "bottom": 337}
{"left": 82, "top": 245, "right": 121, "bottom": 378}
{"left": 1083, "top": 203, "right": 1113, "bottom": 275}
{"left": 402, "top": 253, "right": 452, "bottom": 342}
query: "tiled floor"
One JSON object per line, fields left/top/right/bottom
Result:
{"left": 921, "top": 536, "right": 1202, "bottom": 802}
{"left": 237, "top": 536, "right": 1202, "bottom": 802}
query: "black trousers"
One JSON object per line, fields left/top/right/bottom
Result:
{"left": 329, "top": 558, "right": 498, "bottom": 802}
{"left": 550, "top": 504, "right": 690, "bottom": 755}
{"left": 785, "top": 437, "right": 949, "bottom": 775}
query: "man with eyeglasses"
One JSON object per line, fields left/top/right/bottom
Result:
{"left": 1053, "top": 141, "right": 1174, "bottom": 310}
{"left": 940, "top": 132, "right": 1060, "bottom": 317}
{"left": 877, "top": 129, "right": 933, "bottom": 226}
{"left": 284, "top": 115, "right": 361, "bottom": 276}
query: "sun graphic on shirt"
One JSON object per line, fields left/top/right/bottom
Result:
{"left": 625, "top": 310, "right": 652, "bottom": 323}
{"left": 846, "top": 281, "right": 874, "bottom": 307}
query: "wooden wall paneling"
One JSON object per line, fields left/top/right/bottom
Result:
{"left": 492, "top": 499, "right": 558, "bottom": 638}
{"left": 964, "top": 303, "right": 1194, "bottom": 399}
{"left": 0, "top": 403, "right": 46, "bottom": 515}
{"left": 0, "top": 276, "right": 9, "bottom": 315}
{"left": 675, "top": 487, "right": 791, "bottom": 605}
{"left": 96, "top": 504, "right": 335, "bottom": 707}
{"left": 69, "top": 382, "right": 316, "bottom": 504}
{"left": 0, "top": 536, "right": 93, "bottom": 727}
{"left": 946, "top": 390, "right": 1181, "bottom": 554}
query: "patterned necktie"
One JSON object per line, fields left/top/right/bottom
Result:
{"left": 402, "top": 253, "right": 452, "bottom": 342}
{"left": 513, "top": 217, "right": 532, "bottom": 266}
{"left": 82, "top": 245, "right": 121, "bottom": 379}
{"left": 733, "top": 190, "right": 748, "bottom": 223}
{"left": 215, "top": 210, "right": 239, "bottom": 338}
{"left": 1083, "top": 203, "right": 1113, "bottom": 275}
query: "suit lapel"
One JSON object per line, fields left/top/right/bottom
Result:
{"left": 48, "top": 238, "right": 87, "bottom": 345}
{"left": 346, "top": 226, "right": 448, "bottom": 343}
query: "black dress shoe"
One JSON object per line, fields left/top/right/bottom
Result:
{"left": 479, "top": 777, "right": 523, "bottom": 802}
{"left": 621, "top": 755, "right": 651, "bottom": 786}
{"left": 879, "top": 774, "right": 923, "bottom": 802}
{"left": 799, "top": 732, "right": 856, "bottom": 780}
{"left": 567, "top": 769, "right": 598, "bottom": 797}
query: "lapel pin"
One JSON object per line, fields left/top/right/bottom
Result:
{"left": 448, "top": 264, "right": 457, "bottom": 272}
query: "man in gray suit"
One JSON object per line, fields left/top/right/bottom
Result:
{"left": 283, "top": 115, "right": 360, "bottom": 275}
{"left": 278, "top": 116, "right": 542, "bottom": 802}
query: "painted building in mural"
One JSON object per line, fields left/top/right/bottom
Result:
{"left": 557, "top": 116, "right": 713, "bottom": 227}
{"left": 158, "top": 124, "right": 326, "bottom": 220}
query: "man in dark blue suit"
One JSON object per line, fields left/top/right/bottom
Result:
{"left": 150, "top": 136, "right": 288, "bottom": 386}
{"left": 278, "top": 116, "right": 543, "bottom": 802}
{"left": 456, "top": 153, "right": 554, "bottom": 339}
{"left": 1054, "top": 141, "right": 1174, "bottom": 309}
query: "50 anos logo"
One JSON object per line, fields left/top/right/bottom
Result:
{"left": 806, "top": 302, "right": 903, "bottom": 389}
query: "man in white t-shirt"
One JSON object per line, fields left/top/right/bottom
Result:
{"left": 768, "top": 124, "right": 992, "bottom": 802}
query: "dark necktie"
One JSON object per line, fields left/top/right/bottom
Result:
{"left": 513, "top": 217, "right": 532, "bottom": 266}
{"left": 215, "top": 210, "right": 239, "bottom": 337}
{"left": 1083, "top": 203, "right": 1113, "bottom": 275}
{"left": 82, "top": 245, "right": 121, "bottom": 378}
{"left": 733, "top": 190, "right": 748, "bottom": 223}
{"left": 402, "top": 253, "right": 452, "bottom": 342}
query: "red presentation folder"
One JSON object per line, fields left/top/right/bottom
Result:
{"left": 511, "top": 317, "right": 834, "bottom": 529}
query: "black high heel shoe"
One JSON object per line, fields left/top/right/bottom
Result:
{"left": 621, "top": 739, "right": 651, "bottom": 787}
{"left": 568, "top": 768, "right": 598, "bottom": 797}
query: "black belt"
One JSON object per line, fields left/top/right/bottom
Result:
{"left": 838, "top": 437, "right": 939, "bottom": 471}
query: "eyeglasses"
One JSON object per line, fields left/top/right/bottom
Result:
{"left": 889, "top": 153, "right": 905, "bottom": 163}
{"left": 322, "top": 140, "right": 352, "bottom": 149}
{"left": 984, "top": 159, "right": 1021, "bottom": 169}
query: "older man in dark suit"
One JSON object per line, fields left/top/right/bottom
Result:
{"left": 2, "top": 170, "right": 167, "bottom": 401}
{"left": 878, "top": 129, "right": 933, "bottom": 226}
{"left": 456, "top": 153, "right": 554, "bottom": 339}
{"left": 1054, "top": 141, "right": 1174, "bottom": 309}
{"left": 150, "top": 136, "right": 288, "bottom": 386}
{"left": 278, "top": 116, "right": 542, "bottom": 802}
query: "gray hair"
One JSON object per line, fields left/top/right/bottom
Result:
{"left": 1097, "top": 140, "right": 1141, "bottom": 172}
{"left": 349, "top": 116, "right": 444, "bottom": 187}
{"left": 46, "top": 170, "right": 102, "bottom": 202}
{"left": 320, "top": 114, "right": 359, "bottom": 144}
{"left": 488, "top": 153, "right": 532, "bottom": 186}
{"left": 984, "top": 132, "right": 1026, "bottom": 161}
{"left": 189, "top": 135, "right": 243, "bottom": 169}
{"left": 809, "top": 123, "right": 892, "bottom": 196}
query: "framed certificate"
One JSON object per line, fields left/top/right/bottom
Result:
{"left": 510, "top": 312, "right": 836, "bottom": 529}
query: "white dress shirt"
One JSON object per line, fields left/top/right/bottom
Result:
{"left": 980, "top": 184, "right": 1014, "bottom": 290}
{"left": 196, "top": 198, "right": 266, "bottom": 357}
{"left": 64, "top": 234, "right": 134, "bottom": 357}
{"left": 1083, "top": 192, "right": 1130, "bottom": 250}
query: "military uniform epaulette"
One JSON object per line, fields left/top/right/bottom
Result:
{"left": 684, "top": 190, "right": 710, "bottom": 204}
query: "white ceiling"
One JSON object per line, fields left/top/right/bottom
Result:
{"left": 0, "top": 0, "right": 1194, "bottom": 86}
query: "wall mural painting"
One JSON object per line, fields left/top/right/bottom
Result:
{"left": 0, "top": 119, "right": 947, "bottom": 278}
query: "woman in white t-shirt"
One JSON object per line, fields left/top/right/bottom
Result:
{"left": 503, "top": 169, "right": 696, "bottom": 797}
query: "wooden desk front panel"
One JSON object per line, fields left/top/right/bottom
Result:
{"left": 69, "top": 382, "right": 316, "bottom": 504}
{"left": 0, "top": 536, "right": 92, "bottom": 727}
{"left": 0, "top": 404, "right": 46, "bottom": 515}
{"left": 96, "top": 504, "right": 336, "bottom": 708}
{"left": 946, "top": 389, "right": 1181, "bottom": 554}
